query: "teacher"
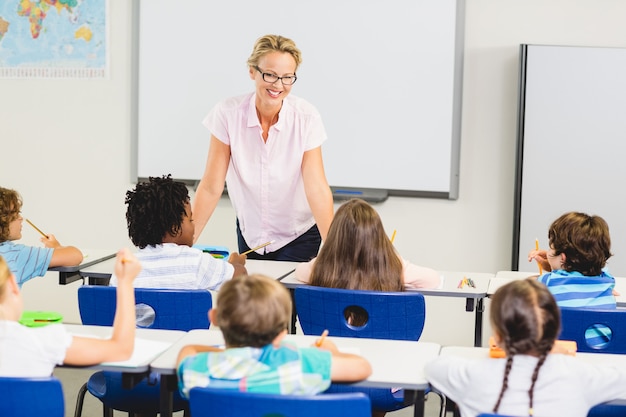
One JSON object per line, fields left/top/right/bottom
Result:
{"left": 192, "top": 34, "right": 334, "bottom": 261}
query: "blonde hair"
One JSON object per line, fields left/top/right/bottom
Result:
{"left": 215, "top": 274, "right": 292, "bottom": 348}
{"left": 310, "top": 198, "right": 403, "bottom": 292}
{"left": 246, "top": 34, "right": 302, "bottom": 71}
{"left": 0, "top": 187, "right": 22, "bottom": 241}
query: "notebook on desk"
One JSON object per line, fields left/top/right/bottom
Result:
{"left": 192, "top": 245, "right": 230, "bottom": 259}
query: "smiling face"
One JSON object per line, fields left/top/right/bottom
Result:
{"left": 249, "top": 51, "right": 297, "bottom": 109}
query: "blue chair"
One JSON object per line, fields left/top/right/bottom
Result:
{"left": 294, "top": 285, "right": 445, "bottom": 416}
{"left": 588, "top": 403, "right": 626, "bottom": 417}
{"left": 559, "top": 307, "right": 626, "bottom": 353}
{"left": 189, "top": 387, "right": 371, "bottom": 417}
{"left": 74, "top": 285, "right": 212, "bottom": 417}
{"left": 0, "top": 376, "right": 64, "bottom": 417}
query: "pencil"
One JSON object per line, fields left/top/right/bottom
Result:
{"left": 316, "top": 329, "right": 329, "bottom": 347}
{"left": 241, "top": 240, "right": 275, "bottom": 256}
{"left": 535, "top": 238, "right": 543, "bottom": 275}
{"left": 390, "top": 229, "right": 397, "bottom": 244}
{"left": 25, "top": 218, "right": 47, "bottom": 238}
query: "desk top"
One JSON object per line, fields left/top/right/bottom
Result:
{"left": 80, "top": 257, "right": 298, "bottom": 281}
{"left": 151, "top": 329, "right": 440, "bottom": 390}
{"left": 280, "top": 270, "right": 491, "bottom": 299}
{"left": 63, "top": 324, "right": 185, "bottom": 372}
{"left": 49, "top": 250, "right": 115, "bottom": 273}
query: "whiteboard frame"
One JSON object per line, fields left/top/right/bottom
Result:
{"left": 131, "top": 0, "right": 465, "bottom": 199}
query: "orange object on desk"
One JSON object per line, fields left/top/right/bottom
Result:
{"left": 489, "top": 336, "right": 577, "bottom": 357}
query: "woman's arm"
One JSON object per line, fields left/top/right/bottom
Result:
{"left": 301, "top": 147, "right": 333, "bottom": 241}
{"left": 192, "top": 135, "right": 231, "bottom": 243}
{"left": 63, "top": 248, "right": 140, "bottom": 365}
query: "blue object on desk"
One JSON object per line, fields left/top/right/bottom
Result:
{"left": 192, "top": 244, "right": 230, "bottom": 259}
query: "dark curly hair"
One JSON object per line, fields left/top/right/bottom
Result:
{"left": 126, "top": 175, "right": 190, "bottom": 248}
{"left": 0, "top": 187, "right": 22, "bottom": 242}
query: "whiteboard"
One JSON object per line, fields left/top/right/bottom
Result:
{"left": 513, "top": 44, "right": 626, "bottom": 276}
{"left": 135, "top": 0, "right": 464, "bottom": 198}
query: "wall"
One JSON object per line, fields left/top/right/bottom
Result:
{"left": 2, "top": 0, "right": 626, "bottom": 347}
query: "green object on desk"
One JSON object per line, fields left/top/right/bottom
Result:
{"left": 19, "top": 311, "right": 63, "bottom": 327}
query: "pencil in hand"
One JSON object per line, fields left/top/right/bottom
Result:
{"left": 315, "top": 329, "right": 329, "bottom": 347}
{"left": 535, "top": 238, "right": 543, "bottom": 275}
{"left": 25, "top": 218, "right": 47, "bottom": 238}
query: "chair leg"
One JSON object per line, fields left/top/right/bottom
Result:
{"left": 102, "top": 404, "right": 113, "bottom": 417}
{"left": 427, "top": 389, "right": 447, "bottom": 417}
{"left": 74, "top": 383, "right": 88, "bottom": 417}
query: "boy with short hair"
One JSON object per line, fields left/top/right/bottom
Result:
{"left": 0, "top": 186, "right": 83, "bottom": 287}
{"left": 176, "top": 274, "right": 371, "bottom": 397}
{"left": 110, "top": 175, "right": 247, "bottom": 289}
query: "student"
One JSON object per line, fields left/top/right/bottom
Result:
{"left": 425, "top": 279, "right": 626, "bottom": 417}
{"left": 295, "top": 198, "right": 440, "bottom": 290}
{"left": 109, "top": 175, "right": 247, "bottom": 289}
{"left": 0, "top": 186, "right": 83, "bottom": 288}
{"left": 528, "top": 211, "right": 615, "bottom": 308}
{"left": 295, "top": 198, "right": 439, "bottom": 416}
{"left": 0, "top": 248, "right": 140, "bottom": 376}
{"left": 176, "top": 274, "right": 371, "bottom": 398}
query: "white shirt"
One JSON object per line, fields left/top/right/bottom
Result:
{"left": 425, "top": 353, "right": 626, "bottom": 417}
{"left": 0, "top": 321, "right": 71, "bottom": 377}
{"left": 203, "top": 92, "right": 327, "bottom": 253}
{"left": 110, "top": 244, "right": 233, "bottom": 290}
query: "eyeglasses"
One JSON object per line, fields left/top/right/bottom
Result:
{"left": 254, "top": 66, "right": 297, "bottom": 85}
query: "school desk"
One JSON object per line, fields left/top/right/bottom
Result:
{"left": 78, "top": 257, "right": 300, "bottom": 285}
{"left": 489, "top": 272, "right": 626, "bottom": 307}
{"left": 49, "top": 250, "right": 116, "bottom": 285}
{"left": 62, "top": 324, "right": 186, "bottom": 387}
{"left": 280, "top": 271, "right": 492, "bottom": 347}
{"left": 150, "top": 329, "right": 441, "bottom": 417}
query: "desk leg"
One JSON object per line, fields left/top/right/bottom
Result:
{"left": 288, "top": 288, "right": 297, "bottom": 334}
{"left": 160, "top": 374, "right": 176, "bottom": 417}
{"left": 58, "top": 271, "right": 83, "bottom": 285}
{"left": 406, "top": 389, "right": 425, "bottom": 417}
{"left": 473, "top": 298, "right": 485, "bottom": 347}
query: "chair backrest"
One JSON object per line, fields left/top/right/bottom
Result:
{"left": 294, "top": 285, "right": 426, "bottom": 340}
{"left": 189, "top": 387, "right": 371, "bottom": 417}
{"left": 78, "top": 285, "right": 211, "bottom": 331}
{"left": 0, "top": 376, "right": 64, "bottom": 417}
{"left": 559, "top": 307, "right": 626, "bottom": 353}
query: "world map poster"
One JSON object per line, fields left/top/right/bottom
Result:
{"left": 0, "top": 0, "right": 108, "bottom": 78}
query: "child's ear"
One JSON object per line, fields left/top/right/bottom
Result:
{"left": 208, "top": 308, "right": 218, "bottom": 326}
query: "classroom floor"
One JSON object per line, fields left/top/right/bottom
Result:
{"left": 54, "top": 366, "right": 449, "bottom": 417}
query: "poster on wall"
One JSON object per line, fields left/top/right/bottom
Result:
{"left": 0, "top": 0, "right": 108, "bottom": 79}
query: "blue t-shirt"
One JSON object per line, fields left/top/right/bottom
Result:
{"left": 177, "top": 341, "right": 332, "bottom": 398}
{"left": 538, "top": 269, "right": 616, "bottom": 308}
{"left": 0, "top": 241, "right": 53, "bottom": 287}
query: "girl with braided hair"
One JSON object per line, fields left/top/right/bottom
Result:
{"left": 426, "top": 279, "right": 626, "bottom": 417}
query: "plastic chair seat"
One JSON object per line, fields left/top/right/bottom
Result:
{"left": 0, "top": 376, "right": 64, "bottom": 417}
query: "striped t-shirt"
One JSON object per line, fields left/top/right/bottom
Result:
{"left": 0, "top": 241, "right": 53, "bottom": 288}
{"left": 538, "top": 269, "right": 616, "bottom": 308}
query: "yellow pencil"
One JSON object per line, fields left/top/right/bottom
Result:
{"left": 241, "top": 240, "right": 275, "bottom": 256}
{"left": 390, "top": 229, "right": 397, "bottom": 244}
{"left": 25, "top": 218, "right": 47, "bottom": 238}
{"left": 535, "top": 238, "right": 543, "bottom": 275}
{"left": 316, "top": 329, "right": 329, "bottom": 347}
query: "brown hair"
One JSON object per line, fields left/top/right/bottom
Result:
{"left": 246, "top": 34, "right": 302, "bottom": 70}
{"left": 490, "top": 279, "right": 560, "bottom": 415}
{"left": 0, "top": 187, "right": 22, "bottom": 242}
{"left": 548, "top": 211, "right": 612, "bottom": 276}
{"left": 214, "top": 274, "right": 292, "bottom": 348}
{"left": 310, "top": 198, "right": 403, "bottom": 292}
